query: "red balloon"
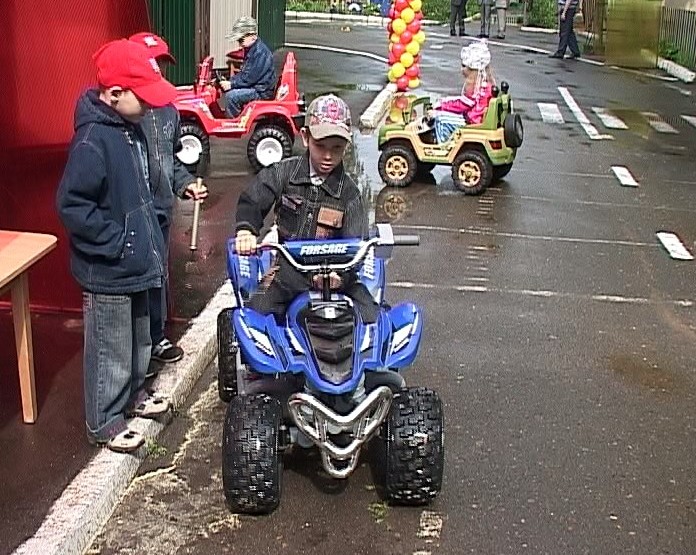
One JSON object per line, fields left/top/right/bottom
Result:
{"left": 394, "top": 95, "right": 409, "bottom": 109}
{"left": 389, "top": 51, "right": 397, "bottom": 64}
{"left": 415, "top": 11, "right": 423, "bottom": 20}
{"left": 392, "top": 42, "right": 406, "bottom": 58}
{"left": 396, "top": 75, "right": 409, "bottom": 91}
{"left": 387, "top": 21, "right": 393, "bottom": 33}
{"left": 407, "top": 20, "right": 421, "bottom": 33}
{"left": 395, "top": 0, "right": 409, "bottom": 11}
{"left": 389, "top": 7, "right": 396, "bottom": 18}
{"left": 405, "top": 64, "right": 419, "bottom": 78}
{"left": 399, "top": 30, "right": 413, "bottom": 44}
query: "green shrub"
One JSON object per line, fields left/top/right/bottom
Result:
{"left": 528, "top": 0, "right": 557, "bottom": 28}
{"left": 658, "top": 41, "right": 688, "bottom": 66}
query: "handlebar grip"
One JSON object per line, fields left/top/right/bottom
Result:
{"left": 392, "top": 235, "right": 420, "bottom": 246}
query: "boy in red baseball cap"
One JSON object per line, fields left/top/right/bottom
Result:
{"left": 129, "top": 32, "right": 208, "bottom": 370}
{"left": 56, "top": 39, "right": 178, "bottom": 453}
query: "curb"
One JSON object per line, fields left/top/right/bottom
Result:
{"left": 360, "top": 83, "right": 397, "bottom": 128}
{"left": 658, "top": 57, "right": 695, "bottom": 83}
{"left": 12, "top": 282, "right": 233, "bottom": 555}
{"left": 520, "top": 25, "right": 556, "bottom": 34}
{"left": 285, "top": 9, "right": 442, "bottom": 27}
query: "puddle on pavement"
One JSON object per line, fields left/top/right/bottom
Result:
{"left": 608, "top": 354, "right": 687, "bottom": 395}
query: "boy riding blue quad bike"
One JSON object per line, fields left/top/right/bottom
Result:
{"left": 217, "top": 94, "right": 444, "bottom": 514}
{"left": 219, "top": 225, "right": 445, "bottom": 513}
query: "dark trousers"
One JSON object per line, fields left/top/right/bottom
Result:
{"left": 249, "top": 264, "right": 380, "bottom": 324}
{"left": 450, "top": 1, "right": 467, "bottom": 34}
{"left": 149, "top": 224, "right": 169, "bottom": 346}
{"left": 554, "top": 6, "right": 580, "bottom": 57}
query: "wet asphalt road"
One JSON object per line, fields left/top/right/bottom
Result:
{"left": 90, "top": 24, "right": 696, "bottom": 555}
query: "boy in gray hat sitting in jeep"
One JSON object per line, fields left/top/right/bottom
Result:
{"left": 219, "top": 16, "right": 277, "bottom": 118}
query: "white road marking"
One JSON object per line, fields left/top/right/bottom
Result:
{"left": 538, "top": 102, "right": 565, "bottom": 124}
{"left": 642, "top": 112, "right": 679, "bottom": 134}
{"left": 395, "top": 224, "right": 656, "bottom": 248}
{"left": 391, "top": 281, "right": 694, "bottom": 306}
{"left": 558, "top": 87, "right": 613, "bottom": 140}
{"left": 430, "top": 44, "right": 444, "bottom": 50}
{"left": 682, "top": 115, "right": 696, "bottom": 128}
{"left": 592, "top": 107, "right": 628, "bottom": 129}
{"left": 656, "top": 232, "right": 694, "bottom": 260}
{"left": 284, "top": 42, "right": 388, "bottom": 63}
{"left": 417, "top": 511, "right": 444, "bottom": 540}
{"left": 611, "top": 166, "right": 639, "bottom": 187}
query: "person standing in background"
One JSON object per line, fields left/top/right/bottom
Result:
{"left": 549, "top": 0, "right": 582, "bottom": 59}
{"left": 495, "top": 0, "right": 508, "bottom": 39}
{"left": 478, "top": 0, "right": 494, "bottom": 38}
{"left": 450, "top": 0, "right": 468, "bottom": 36}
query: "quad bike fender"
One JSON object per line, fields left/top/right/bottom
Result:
{"left": 358, "top": 248, "right": 386, "bottom": 304}
{"left": 383, "top": 302, "right": 423, "bottom": 369}
{"left": 249, "top": 104, "right": 301, "bottom": 134}
{"left": 226, "top": 238, "right": 273, "bottom": 305}
{"left": 233, "top": 308, "right": 297, "bottom": 374}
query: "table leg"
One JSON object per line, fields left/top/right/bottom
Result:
{"left": 11, "top": 273, "right": 37, "bottom": 423}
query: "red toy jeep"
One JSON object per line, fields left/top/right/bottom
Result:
{"left": 174, "top": 52, "right": 305, "bottom": 175}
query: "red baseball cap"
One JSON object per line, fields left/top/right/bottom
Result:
{"left": 129, "top": 32, "right": 177, "bottom": 64}
{"left": 93, "top": 39, "right": 177, "bottom": 107}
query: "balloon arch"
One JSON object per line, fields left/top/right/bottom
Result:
{"left": 386, "top": 0, "right": 426, "bottom": 92}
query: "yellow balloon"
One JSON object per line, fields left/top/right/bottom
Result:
{"left": 406, "top": 40, "right": 420, "bottom": 56}
{"left": 389, "top": 107, "right": 403, "bottom": 122}
{"left": 414, "top": 30, "right": 426, "bottom": 44}
{"left": 392, "top": 62, "right": 406, "bottom": 78}
{"left": 408, "top": 77, "right": 421, "bottom": 89}
{"left": 400, "top": 52, "right": 414, "bottom": 68}
{"left": 388, "top": 69, "right": 396, "bottom": 82}
{"left": 392, "top": 18, "right": 406, "bottom": 34}
{"left": 390, "top": 32, "right": 400, "bottom": 43}
{"left": 409, "top": 0, "right": 422, "bottom": 11}
{"left": 400, "top": 8, "right": 415, "bottom": 23}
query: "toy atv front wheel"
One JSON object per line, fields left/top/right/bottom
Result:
{"left": 378, "top": 144, "right": 417, "bottom": 188}
{"left": 452, "top": 150, "right": 492, "bottom": 195}
{"left": 178, "top": 120, "right": 210, "bottom": 176}
{"left": 371, "top": 387, "right": 444, "bottom": 505}
{"left": 247, "top": 124, "right": 294, "bottom": 173}
{"left": 222, "top": 394, "right": 283, "bottom": 514}
{"left": 217, "top": 308, "right": 238, "bottom": 402}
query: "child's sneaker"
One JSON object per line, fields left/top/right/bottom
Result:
{"left": 151, "top": 338, "right": 184, "bottom": 363}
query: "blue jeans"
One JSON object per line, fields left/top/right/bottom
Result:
{"left": 225, "top": 87, "right": 261, "bottom": 117}
{"left": 83, "top": 291, "right": 151, "bottom": 443}
{"left": 149, "top": 225, "right": 169, "bottom": 346}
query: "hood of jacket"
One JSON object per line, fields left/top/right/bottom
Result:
{"left": 74, "top": 89, "right": 130, "bottom": 131}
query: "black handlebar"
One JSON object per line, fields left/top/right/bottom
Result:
{"left": 393, "top": 235, "right": 420, "bottom": 246}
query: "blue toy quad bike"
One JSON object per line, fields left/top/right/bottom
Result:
{"left": 217, "top": 223, "right": 444, "bottom": 514}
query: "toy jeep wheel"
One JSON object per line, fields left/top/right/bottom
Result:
{"left": 178, "top": 120, "right": 210, "bottom": 176}
{"left": 222, "top": 394, "right": 283, "bottom": 514}
{"left": 492, "top": 163, "right": 513, "bottom": 182}
{"left": 371, "top": 387, "right": 444, "bottom": 505}
{"left": 503, "top": 113, "right": 524, "bottom": 148}
{"left": 217, "top": 308, "right": 238, "bottom": 402}
{"left": 452, "top": 150, "right": 492, "bottom": 195}
{"left": 247, "top": 125, "right": 294, "bottom": 173}
{"left": 378, "top": 144, "right": 417, "bottom": 188}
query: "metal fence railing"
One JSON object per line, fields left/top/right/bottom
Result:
{"left": 659, "top": 7, "right": 696, "bottom": 69}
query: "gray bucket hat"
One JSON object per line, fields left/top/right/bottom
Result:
{"left": 225, "top": 16, "right": 258, "bottom": 42}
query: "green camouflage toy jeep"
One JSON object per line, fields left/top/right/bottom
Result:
{"left": 377, "top": 82, "right": 524, "bottom": 195}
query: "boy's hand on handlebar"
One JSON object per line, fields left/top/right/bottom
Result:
{"left": 235, "top": 230, "right": 257, "bottom": 255}
{"left": 312, "top": 272, "right": 342, "bottom": 291}
{"left": 219, "top": 79, "right": 232, "bottom": 92}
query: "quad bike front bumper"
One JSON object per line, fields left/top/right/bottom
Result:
{"left": 288, "top": 385, "right": 393, "bottom": 479}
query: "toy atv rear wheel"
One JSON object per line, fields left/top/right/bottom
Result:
{"left": 371, "top": 387, "right": 444, "bottom": 505}
{"left": 217, "top": 308, "right": 238, "bottom": 402}
{"left": 247, "top": 124, "right": 294, "bottom": 173}
{"left": 452, "top": 150, "right": 492, "bottom": 195}
{"left": 178, "top": 120, "right": 210, "bottom": 176}
{"left": 222, "top": 394, "right": 283, "bottom": 514}
{"left": 492, "top": 163, "right": 513, "bottom": 183}
{"left": 378, "top": 144, "right": 417, "bottom": 188}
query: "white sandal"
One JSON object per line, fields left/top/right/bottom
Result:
{"left": 129, "top": 395, "right": 171, "bottom": 418}
{"left": 106, "top": 429, "right": 145, "bottom": 453}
